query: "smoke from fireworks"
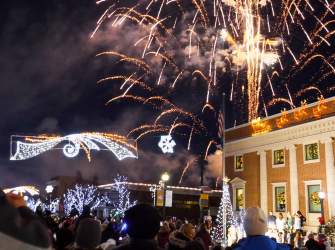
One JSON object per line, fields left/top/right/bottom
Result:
{"left": 92, "top": 0, "right": 335, "bottom": 153}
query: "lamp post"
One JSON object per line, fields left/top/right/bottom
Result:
{"left": 318, "top": 191, "right": 326, "bottom": 226}
{"left": 161, "top": 172, "right": 170, "bottom": 219}
{"left": 45, "top": 185, "right": 54, "bottom": 211}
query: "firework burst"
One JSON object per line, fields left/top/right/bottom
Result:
{"left": 92, "top": 0, "right": 335, "bottom": 154}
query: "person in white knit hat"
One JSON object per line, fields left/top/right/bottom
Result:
{"left": 234, "top": 207, "right": 290, "bottom": 250}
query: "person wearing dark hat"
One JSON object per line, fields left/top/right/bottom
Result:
{"left": 235, "top": 207, "right": 290, "bottom": 250}
{"left": 112, "top": 203, "right": 161, "bottom": 250}
{"left": 0, "top": 189, "right": 51, "bottom": 250}
{"left": 66, "top": 218, "right": 102, "bottom": 250}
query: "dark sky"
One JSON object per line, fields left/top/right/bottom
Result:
{"left": 0, "top": 0, "right": 334, "bottom": 188}
{"left": 0, "top": 0, "right": 206, "bottom": 188}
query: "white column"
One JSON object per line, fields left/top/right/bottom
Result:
{"left": 258, "top": 150, "right": 268, "bottom": 214}
{"left": 323, "top": 138, "right": 335, "bottom": 217}
{"left": 288, "top": 144, "right": 299, "bottom": 214}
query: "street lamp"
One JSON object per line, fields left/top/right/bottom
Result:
{"left": 318, "top": 192, "right": 326, "bottom": 227}
{"left": 45, "top": 185, "right": 54, "bottom": 211}
{"left": 160, "top": 172, "right": 170, "bottom": 219}
{"left": 161, "top": 172, "right": 170, "bottom": 182}
{"left": 45, "top": 185, "right": 54, "bottom": 194}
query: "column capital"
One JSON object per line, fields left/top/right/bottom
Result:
{"left": 320, "top": 137, "right": 334, "bottom": 144}
{"left": 257, "top": 149, "right": 266, "bottom": 156}
{"left": 286, "top": 144, "right": 297, "bottom": 151}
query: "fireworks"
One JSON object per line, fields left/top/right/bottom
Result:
{"left": 93, "top": 0, "right": 335, "bottom": 152}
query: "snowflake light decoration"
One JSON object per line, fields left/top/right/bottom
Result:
{"left": 158, "top": 135, "right": 176, "bottom": 154}
{"left": 10, "top": 133, "right": 138, "bottom": 162}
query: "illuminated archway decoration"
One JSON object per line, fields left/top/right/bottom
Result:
{"left": 10, "top": 133, "right": 138, "bottom": 161}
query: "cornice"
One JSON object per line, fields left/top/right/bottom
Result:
{"left": 225, "top": 115, "right": 335, "bottom": 156}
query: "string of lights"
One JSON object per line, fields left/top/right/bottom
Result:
{"left": 10, "top": 133, "right": 138, "bottom": 162}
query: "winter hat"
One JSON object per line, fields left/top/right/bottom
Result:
{"left": 243, "top": 207, "right": 268, "bottom": 236}
{"left": 124, "top": 203, "right": 161, "bottom": 239}
{"left": 180, "top": 223, "right": 195, "bottom": 240}
{"left": 75, "top": 218, "right": 102, "bottom": 249}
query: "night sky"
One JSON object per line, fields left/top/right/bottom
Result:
{"left": 0, "top": 0, "right": 205, "bottom": 188}
{"left": 1, "top": 0, "right": 334, "bottom": 188}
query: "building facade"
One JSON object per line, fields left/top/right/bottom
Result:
{"left": 224, "top": 97, "right": 335, "bottom": 230}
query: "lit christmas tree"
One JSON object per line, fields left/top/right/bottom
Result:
{"left": 212, "top": 177, "right": 236, "bottom": 245}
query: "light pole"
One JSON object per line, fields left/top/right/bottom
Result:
{"left": 161, "top": 172, "right": 170, "bottom": 219}
{"left": 45, "top": 185, "right": 54, "bottom": 211}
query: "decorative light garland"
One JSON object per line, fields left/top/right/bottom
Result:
{"left": 158, "top": 135, "right": 176, "bottom": 154}
{"left": 10, "top": 133, "right": 138, "bottom": 161}
{"left": 99, "top": 181, "right": 223, "bottom": 193}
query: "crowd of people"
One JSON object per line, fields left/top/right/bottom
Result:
{"left": 265, "top": 210, "right": 331, "bottom": 249}
{"left": 0, "top": 188, "right": 332, "bottom": 250}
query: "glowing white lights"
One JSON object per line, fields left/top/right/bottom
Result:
{"left": 110, "top": 175, "right": 137, "bottom": 216}
{"left": 3, "top": 186, "right": 40, "bottom": 196}
{"left": 63, "top": 184, "right": 108, "bottom": 216}
{"left": 212, "top": 179, "right": 236, "bottom": 245}
{"left": 158, "top": 135, "right": 176, "bottom": 154}
{"left": 10, "top": 133, "right": 138, "bottom": 161}
{"left": 45, "top": 185, "right": 54, "bottom": 194}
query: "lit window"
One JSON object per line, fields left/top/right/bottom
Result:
{"left": 236, "top": 188, "right": 244, "bottom": 211}
{"left": 304, "top": 143, "right": 319, "bottom": 162}
{"left": 274, "top": 186, "right": 286, "bottom": 212}
{"left": 307, "top": 184, "right": 321, "bottom": 213}
{"left": 273, "top": 149, "right": 285, "bottom": 166}
{"left": 235, "top": 155, "right": 244, "bottom": 171}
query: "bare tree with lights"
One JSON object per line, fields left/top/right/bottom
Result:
{"left": 63, "top": 184, "right": 107, "bottom": 215}
{"left": 110, "top": 175, "right": 137, "bottom": 217}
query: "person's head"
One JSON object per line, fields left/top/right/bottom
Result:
{"left": 180, "top": 223, "right": 196, "bottom": 240}
{"left": 297, "top": 211, "right": 302, "bottom": 216}
{"left": 75, "top": 218, "right": 102, "bottom": 249}
{"left": 82, "top": 205, "right": 91, "bottom": 216}
{"left": 204, "top": 216, "right": 212, "bottom": 229}
{"left": 318, "top": 233, "right": 326, "bottom": 243}
{"left": 0, "top": 189, "right": 51, "bottom": 249}
{"left": 123, "top": 204, "right": 161, "bottom": 239}
{"left": 279, "top": 213, "right": 283, "bottom": 219}
{"left": 308, "top": 233, "right": 315, "bottom": 240}
{"left": 269, "top": 211, "right": 273, "bottom": 215}
{"left": 243, "top": 207, "right": 267, "bottom": 236}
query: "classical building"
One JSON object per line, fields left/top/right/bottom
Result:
{"left": 224, "top": 96, "right": 335, "bottom": 230}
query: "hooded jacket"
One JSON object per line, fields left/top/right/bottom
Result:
{"left": 234, "top": 235, "right": 290, "bottom": 250}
